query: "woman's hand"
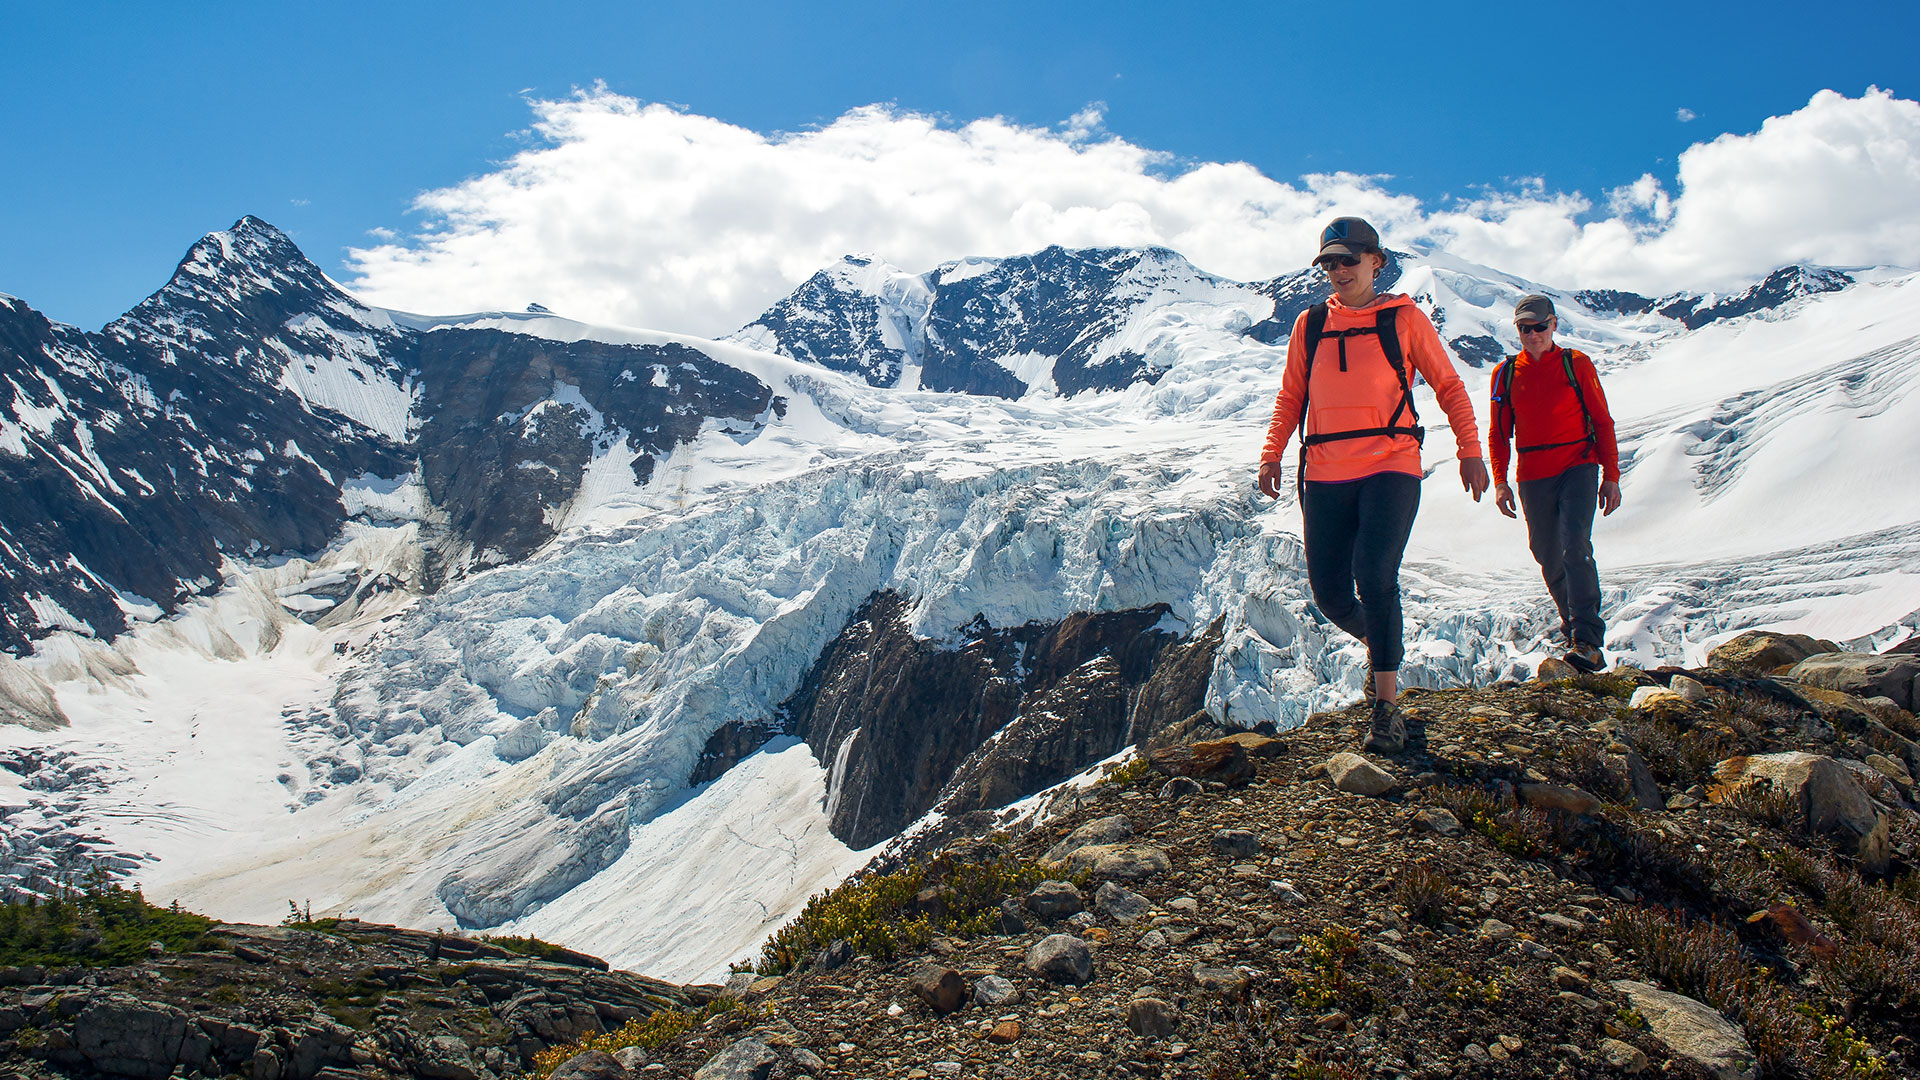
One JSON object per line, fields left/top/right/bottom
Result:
{"left": 1257, "top": 461, "right": 1286, "bottom": 499}
{"left": 1459, "top": 457, "right": 1490, "bottom": 501}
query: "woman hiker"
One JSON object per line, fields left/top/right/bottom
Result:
{"left": 1256, "top": 217, "right": 1490, "bottom": 754}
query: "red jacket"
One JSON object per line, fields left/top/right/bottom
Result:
{"left": 1259, "top": 295, "right": 1481, "bottom": 483}
{"left": 1488, "top": 346, "right": 1620, "bottom": 485}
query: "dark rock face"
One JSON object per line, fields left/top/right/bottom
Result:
{"left": 740, "top": 246, "right": 1242, "bottom": 398}
{"left": 735, "top": 255, "right": 924, "bottom": 387}
{"left": 1448, "top": 333, "right": 1506, "bottom": 369}
{"left": 0, "top": 217, "right": 779, "bottom": 654}
{"left": 412, "top": 332, "right": 775, "bottom": 564}
{"left": 782, "top": 591, "right": 1218, "bottom": 849}
{"left": 1656, "top": 266, "right": 1852, "bottom": 330}
{"left": 0, "top": 919, "right": 705, "bottom": 1080}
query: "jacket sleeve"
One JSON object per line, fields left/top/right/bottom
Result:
{"left": 1571, "top": 351, "right": 1621, "bottom": 483}
{"left": 1488, "top": 365, "right": 1511, "bottom": 485}
{"left": 1258, "top": 310, "right": 1313, "bottom": 463}
{"left": 1397, "top": 306, "right": 1482, "bottom": 460}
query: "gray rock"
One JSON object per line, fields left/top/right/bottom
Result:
{"left": 1024, "top": 933, "right": 1095, "bottom": 984}
{"left": 1411, "top": 807, "right": 1463, "bottom": 836}
{"left": 1042, "top": 814, "right": 1133, "bottom": 863}
{"left": 612, "top": 1047, "right": 649, "bottom": 1071}
{"left": 547, "top": 1050, "right": 626, "bottom": 1080}
{"left": 1093, "top": 880, "right": 1152, "bottom": 924}
{"left": 1210, "top": 828, "right": 1261, "bottom": 858}
{"left": 1325, "top": 752, "right": 1395, "bottom": 796}
{"left": 1714, "top": 751, "right": 1890, "bottom": 871}
{"left": 1599, "top": 1037, "right": 1650, "bottom": 1073}
{"left": 1062, "top": 842, "right": 1170, "bottom": 880}
{"left": 1707, "top": 629, "right": 1838, "bottom": 673}
{"left": 1789, "top": 652, "right": 1920, "bottom": 711}
{"left": 1668, "top": 674, "right": 1711, "bottom": 702}
{"left": 1125, "top": 997, "right": 1180, "bottom": 1037}
{"left": 693, "top": 1037, "right": 778, "bottom": 1080}
{"left": 74, "top": 996, "right": 194, "bottom": 1080}
{"left": 1158, "top": 777, "right": 1203, "bottom": 801}
{"left": 1611, "top": 980, "right": 1757, "bottom": 1080}
{"left": 1270, "top": 879, "right": 1310, "bottom": 906}
{"left": 1519, "top": 782, "right": 1603, "bottom": 815}
{"left": 1477, "top": 918, "right": 1515, "bottom": 941}
{"left": 972, "top": 974, "right": 1019, "bottom": 1007}
{"left": 907, "top": 964, "right": 967, "bottom": 1015}
{"left": 1190, "top": 965, "right": 1250, "bottom": 997}
{"left": 1025, "top": 880, "right": 1085, "bottom": 920}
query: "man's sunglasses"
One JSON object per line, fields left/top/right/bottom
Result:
{"left": 1517, "top": 322, "right": 1552, "bottom": 334}
{"left": 1318, "top": 255, "right": 1362, "bottom": 269}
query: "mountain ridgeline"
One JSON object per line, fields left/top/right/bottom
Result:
{"left": 0, "top": 218, "right": 778, "bottom": 655}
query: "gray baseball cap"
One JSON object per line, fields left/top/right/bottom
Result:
{"left": 1514, "top": 294, "right": 1556, "bottom": 324}
{"left": 1315, "top": 217, "right": 1381, "bottom": 264}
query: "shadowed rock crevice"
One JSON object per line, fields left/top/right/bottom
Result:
{"left": 782, "top": 591, "right": 1220, "bottom": 849}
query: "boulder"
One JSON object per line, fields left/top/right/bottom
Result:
{"left": 1125, "top": 997, "right": 1180, "bottom": 1037}
{"left": 907, "top": 965, "right": 967, "bottom": 1015}
{"left": 1093, "top": 881, "right": 1152, "bottom": 924}
{"left": 1062, "top": 843, "right": 1171, "bottom": 880}
{"left": 693, "top": 1038, "right": 777, "bottom": 1080}
{"left": 1042, "top": 814, "right": 1132, "bottom": 863}
{"left": 1411, "top": 807, "right": 1464, "bottom": 837}
{"left": 1519, "top": 783, "right": 1603, "bottom": 816}
{"left": 1610, "top": 981, "right": 1756, "bottom": 1080}
{"left": 1598, "top": 1038, "right": 1650, "bottom": 1074}
{"left": 1713, "top": 751, "right": 1890, "bottom": 872}
{"left": 547, "top": 1050, "right": 626, "bottom": 1080}
{"left": 1024, "top": 880, "right": 1085, "bottom": 920}
{"left": 972, "top": 974, "right": 1019, "bottom": 1007}
{"left": 1149, "top": 737, "right": 1255, "bottom": 786}
{"left": 1217, "top": 732, "right": 1288, "bottom": 758}
{"left": 1668, "top": 674, "right": 1711, "bottom": 703}
{"left": 74, "top": 997, "right": 195, "bottom": 1080}
{"left": 1535, "top": 656, "right": 1579, "bottom": 680}
{"left": 1325, "top": 753, "right": 1395, "bottom": 796}
{"left": 1707, "top": 630, "right": 1838, "bottom": 673}
{"left": 1788, "top": 652, "right": 1920, "bottom": 711}
{"left": 1629, "top": 686, "right": 1685, "bottom": 710}
{"left": 1190, "top": 965, "right": 1251, "bottom": 998}
{"left": 1210, "top": 828, "right": 1261, "bottom": 858}
{"left": 1157, "top": 776, "right": 1203, "bottom": 801}
{"left": 1025, "top": 934, "right": 1095, "bottom": 984}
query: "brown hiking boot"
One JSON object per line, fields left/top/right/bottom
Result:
{"left": 1362, "top": 699, "right": 1407, "bottom": 755}
{"left": 1565, "top": 643, "right": 1606, "bottom": 673}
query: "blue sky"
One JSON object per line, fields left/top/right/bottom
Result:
{"left": 5, "top": 0, "right": 1918, "bottom": 331}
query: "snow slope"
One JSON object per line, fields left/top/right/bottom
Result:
{"left": 4, "top": 240, "right": 1917, "bottom": 985}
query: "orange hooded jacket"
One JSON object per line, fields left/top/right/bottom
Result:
{"left": 1259, "top": 295, "right": 1482, "bottom": 483}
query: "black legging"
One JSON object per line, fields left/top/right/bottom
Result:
{"left": 1301, "top": 472, "right": 1421, "bottom": 674}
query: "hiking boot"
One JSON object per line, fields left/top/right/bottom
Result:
{"left": 1362, "top": 699, "right": 1407, "bottom": 755}
{"left": 1565, "top": 643, "right": 1606, "bottom": 673}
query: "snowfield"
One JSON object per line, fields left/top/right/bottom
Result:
{"left": 4, "top": 250, "right": 1918, "bottom": 983}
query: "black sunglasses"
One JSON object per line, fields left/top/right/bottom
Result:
{"left": 1318, "top": 255, "right": 1362, "bottom": 269}
{"left": 1517, "top": 321, "right": 1552, "bottom": 334}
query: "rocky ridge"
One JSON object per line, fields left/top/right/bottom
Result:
{"left": 535, "top": 630, "right": 1918, "bottom": 1080}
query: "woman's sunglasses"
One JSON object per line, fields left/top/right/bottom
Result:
{"left": 1317, "top": 255, "right": 1362, "bottom": 269}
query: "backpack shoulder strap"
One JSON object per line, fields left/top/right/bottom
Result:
{"left": 1491, "top": 356, "right": 1517, "bottom": 439}
{"left": 1373, "top": 305, "right": 1417, "bottom": 429}
{"left": 1292, "top": 303, "right": 1331, "bottom": 498}
{"left": 1562, "top": 349, "right": 1597, "bottom": 446}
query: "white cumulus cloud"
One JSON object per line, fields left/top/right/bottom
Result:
{"left": 345, "top": 87, "right": 1920, "bottom": 334}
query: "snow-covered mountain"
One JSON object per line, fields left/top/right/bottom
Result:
{"left": 2, "top": 219, "right": 1917, "bottom": 985}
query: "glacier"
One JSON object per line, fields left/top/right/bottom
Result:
{"left": 2, "top": 228, "right": 1918, "bottom": 984}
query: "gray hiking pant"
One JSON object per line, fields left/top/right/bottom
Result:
{"left": 1517, "top": 463, "right": 1604, "bottom": 649}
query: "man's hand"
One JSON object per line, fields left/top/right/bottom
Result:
{"left": 1494, "top": 482, "right": 1517, "bottom": 518}
{"left": 1599, "top": 480, "right": 1622, "bottom": 516}
{"left": 1257, "top": 460, "right": 1286, "bottom": 499}
{"left": 1460, "top": 456, "right": 1490, "bottom": 502}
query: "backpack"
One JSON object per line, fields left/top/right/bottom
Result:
{"left": 1291, "top": 302, "right": 1425, "bottom": 495}
{"left": 1490, "top": 349, "right": 1596, "bottom": 456}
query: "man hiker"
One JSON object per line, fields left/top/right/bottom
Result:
{"left": 1489, "top": 294, "right": 1621, "bottom": 673}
